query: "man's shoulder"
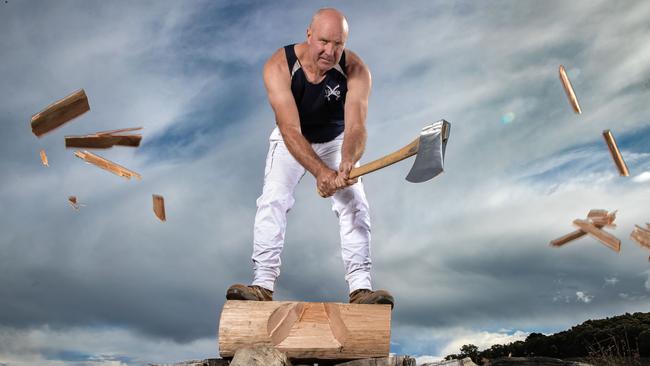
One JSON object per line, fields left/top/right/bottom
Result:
{"left": 263, "top": 47, "right": 292, "bottom": 85}
{"left": 264, "top": 47, "right": 289, "bottom": 74}
{"left": 344, "top": 49, "right": 370, "bottom": 75}
{"left": 267, "top": 47, "right": 288, "bottom": 65}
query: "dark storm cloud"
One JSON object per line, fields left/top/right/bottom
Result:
{"left": 1, "top": 1, "right": 650, "bottom": 365}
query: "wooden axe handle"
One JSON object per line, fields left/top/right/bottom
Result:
{"left": 349, "top": 137, "right": 419, "bottom": 179}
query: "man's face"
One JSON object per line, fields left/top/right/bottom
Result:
{"left": 307, "top": 17, "right": 347, "bottom": 72}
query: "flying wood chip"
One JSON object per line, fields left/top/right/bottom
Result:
{"left": 573, "top": 219, "right": 621, "bottom": 252}
{"left": 65, "top": 127, "right": 142, "bottom": 149}
{"left": 588, "top": 209, "right": 617, "bottom": 228}
{"left": 74, "top": 150, "right": 141, "bottom": 180}
{"left": 31, "top": 89, "right": 90, "bottom": 137}
{"left": 68, "top": 196, "right": 79, "bottom": 210}
{"left": 40, "top": 149, "right": 49, "bottom": 167}
{"left": 152, "top": 195, "right": 166, "bottom": 222}
{"left": 602, "top": 130, "right": 629, "bottom": 176}
{"left": 559, "top": 65, "right": 582, "bottom": 114}
{"left": 630, "top": 225, "right": 650, "bottom": 261}
{"left": 550, "top": 209, "right": 618, "bottom": 248}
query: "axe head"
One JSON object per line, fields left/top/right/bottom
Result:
{"left": 405, "top": 119, "right": 451, "bottom": 183}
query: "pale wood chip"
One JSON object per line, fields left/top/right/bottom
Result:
{"left": 74, "top": 150, "right": 141, "bottom": 180}
{"left": 40, "top": 149, "right": 49, "bottom": 167}
{"left": 573, "top": 219, "right": 621, "bottom": 252}
{"left": 602, "top": 130, "right": 630, "bottom": 176}
{"left": 559, "top": 65, "right": 582, "bottom": 114}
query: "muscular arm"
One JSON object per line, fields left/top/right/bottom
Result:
{"left": 339, "top": 50, "right": 371, "bottom": 181}
{"left": 263, "top": 49, "right": 338, "bottom": 194}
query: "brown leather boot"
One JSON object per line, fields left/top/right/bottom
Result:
{"left": 349, "top": 289, "right": 394, "bottom": 309}
{"left": 226, "top": 284, "right": 273, "bottom": 301}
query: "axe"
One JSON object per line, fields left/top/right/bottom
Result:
{"left": 319, "top": 120, "right": 450, "bottom": 197}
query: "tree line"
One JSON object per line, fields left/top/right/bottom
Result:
{"left": 445, "top": 312, "right": 650, "bottom": 362}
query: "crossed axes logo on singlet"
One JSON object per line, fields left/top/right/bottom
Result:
{"left": 325, "top": 84, "right": 341, "bottom": 101}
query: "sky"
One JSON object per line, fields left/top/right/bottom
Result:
{"left": 1, "top": 1, "right": 650, "bottom": 365}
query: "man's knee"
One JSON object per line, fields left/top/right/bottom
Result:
{"left": 256, "top": 183, "right": 296, "bottom": 211}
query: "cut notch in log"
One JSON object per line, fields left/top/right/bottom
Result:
{"left": 602, "top": 130, "right": 629, "bottom": 176}
{"left": 153, "top": 194, "right": 166, "bottom": 222}
{"left": 31, "top": 89, "right": 90, "bottom": 137}
{"left": 74, "top": 150, "right": 141, "bottom": 180}
{"left": 65, "top": 127, "right": 142, "bottom": 149}
{"left": 558, "top": 65, "right": 582, "bottom": 114}
{"left": 219, "top": 300, "right": 391, "bottom": 360}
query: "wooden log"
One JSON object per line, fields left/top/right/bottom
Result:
{"left": 218, "top": 300, "right": 391, "bottom": 360}
{"left": 572, "top": 219, "right": 620, "bottom": 252}
{"left": 230, "top": 346, "right": 291, "bottom": 366}
{"left": 31, "top": 89, "right": 90, "bottom": 137}
{"left": 74, "top": 150, "right": 141, "bottom": 180}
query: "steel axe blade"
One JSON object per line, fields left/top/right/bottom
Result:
{"left": 405, "top": 120, "right": 450, "bottom": 182}
{"left": 348, "top": 119, "right": 451, "bottom": 182}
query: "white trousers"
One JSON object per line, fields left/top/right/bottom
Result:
{"left": 252, "top": 127, "right": 372, "bottom": 294}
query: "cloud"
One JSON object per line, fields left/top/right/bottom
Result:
{"left": 632, "top": 171, "right": 650, "bottom": 183}
{"left": 576, "top": 291, "right": 594, "bottom": 304}
{"left": 2, "top": 1, "right": 650, "bottom": 365}
{"left": 0, "top": 325, "right": 214, "bottom": 366}
{"left": 603, "top": 277, "right": 619, "bottom": 287}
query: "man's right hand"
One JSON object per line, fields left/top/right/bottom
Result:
{"left": 316, "top": 168, "right": 340, "bottom": 198}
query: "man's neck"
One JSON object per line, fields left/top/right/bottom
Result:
{"left": 296, "top": 43, "right": 327, "bottom": 83}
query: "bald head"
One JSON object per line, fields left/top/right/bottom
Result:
{"left": 310, "top": 8, "right": 349, "bottom": 34}
{"left": 306, "top": 8, "right": 349, "bottom": 73}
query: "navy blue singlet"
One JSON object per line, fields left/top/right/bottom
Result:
{"left": 284, "top": 44, "right": 347, "bottom": 143}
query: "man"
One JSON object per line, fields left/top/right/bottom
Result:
{"left": 226, "top": 8, "right": 394, "bottom": 308}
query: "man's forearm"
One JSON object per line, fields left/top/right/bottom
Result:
{"left": 341, "top": 123, "right": 367, "bottom": 165}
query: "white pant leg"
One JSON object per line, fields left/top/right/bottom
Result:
{"left": 252, "top": 128, "right": 305, "bottom": 291}
{"left": 313, "top": 135, "right": 373, "bottom": 294}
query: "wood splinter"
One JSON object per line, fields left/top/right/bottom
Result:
{"left": 152, "top": 194, "right": 166, "bottom": 222}
{"left": 573, "top": 219, "right": 621, "bottom": 252}
{"left": 588, "top": 209, "right": 617, "bottom": 228}
{"left": 550, "top": 209, "right": 617, "bottom": 247}
{"left": 74, "top": 150, "right": 141, "bottom": 180}
{"left": 65, "top": 127, "right": 142, "bottom": 149}
{"left": 40, "top": 149, "right": 49, "bottom": 167}
{"left": 68, "top": 196, "right": 79, "bottom": 210}
{"left": 559, "top": 65, "right": 582, "bottom": 114}
{"left": 602, "top": 130, "right": 629, "bottom": 176}
{"left": 31, "top": 89, "right": 90, "bottom": 137}
{"left": 630, "top": 225, "right": 650, "bottom": 261}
